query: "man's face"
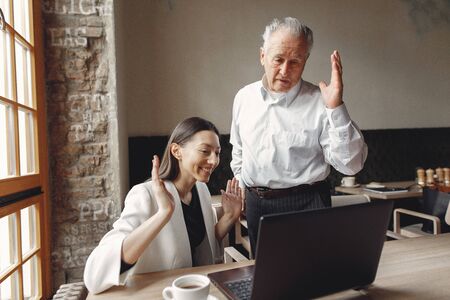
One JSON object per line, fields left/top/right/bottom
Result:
{"left": 260, "top": 29, "right": 309, "bottom": 93}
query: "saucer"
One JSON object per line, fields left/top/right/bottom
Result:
{"left": 208, "top": 295, "right": 219, "bottom": 300}
{"left": 341, "top": 184, "right": 360, "bottom": 188}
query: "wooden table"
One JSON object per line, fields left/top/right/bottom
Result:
{"left": 335, "top": 181, "right": 422, "bottom": 200}
{"left": 87, "top": 234, "right": 450, "bottom": 300}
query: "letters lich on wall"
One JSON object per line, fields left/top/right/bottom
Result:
{"left": 42, "top": 0, "right": 114, "bottom": 16}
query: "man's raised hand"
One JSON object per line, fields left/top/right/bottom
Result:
{"left": 319, "top": 50, "right": 344, "bottom": 109}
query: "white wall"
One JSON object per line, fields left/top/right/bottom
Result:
{"left": 116, "top": 0, "right": 450, "bottom": 135}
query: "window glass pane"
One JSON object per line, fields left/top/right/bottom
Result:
{"left": 21, "top": 205, "right": 37, "bottom": 256}
{"left": 13, "top": 0, "right": 30, "bottom": 42}
{"left": 0, "top": 271, "right": 20, "bottom": 300}
{"left": 0, "top": 215, "right": 11, "bottom": 273}
{"left": 18, "top": 109, "right": 36, "bottom": 175}
{"left": 18, "top": 109, "right": 27, "bottom": 175}
{"left": 23, "top": 255, "right": 38, "bottom": 300}
{"left": 0, "top": 1, "right": 11, "bottom": 24}
{"left": 0, "top": 28, "right": 12, "bottom": 100}
{"left": 0, "top": 214, "right": 18, "bottom": 273}
{"left": 0, "top": 102, "right": 16, "bottom": 178}
{"left": 0, "top": 102, "right": 8, "bottom": 179}
{"left": 15, "top": 40, "right": 33, "bottom": 107}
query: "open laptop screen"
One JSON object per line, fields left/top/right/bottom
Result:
{"left": 209, "top": 200, "right": 393, "bottom": 300}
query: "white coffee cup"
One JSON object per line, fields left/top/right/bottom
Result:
{"left": 341, "top": 176, "right": 356, "bottom": 187}
{"left": 162, "top": 274, "right": 210, "bottom": 300}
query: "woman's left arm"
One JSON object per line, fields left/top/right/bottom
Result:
{"left": 215, "top": 178, "right": 243, "bottom": 241}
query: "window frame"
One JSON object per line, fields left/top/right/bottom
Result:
{"left": 0, "top": 195, "right": 42, "bottom": 299}
{"left": 0, "top": 0, "right": 51, "bottom": 298}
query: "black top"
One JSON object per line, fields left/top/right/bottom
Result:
{"left": 181, "top": 186, "right": 207, "bottom": 264}
{"left": 120, "top": 186, "right": 207, "bottom": 274}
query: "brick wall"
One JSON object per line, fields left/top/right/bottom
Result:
{"left": 42, "top": 0, "right": 120, "bottom": 290}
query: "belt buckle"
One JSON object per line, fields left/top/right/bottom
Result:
{"left": 254, "top": 187, "right": 271, "bottom": 198}
{"left": 255, "top": 187, "right": 269, "bottom": 193}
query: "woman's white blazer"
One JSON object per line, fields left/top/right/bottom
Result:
{"left": 83, "top": 180, "right": 221, "bottom": 294}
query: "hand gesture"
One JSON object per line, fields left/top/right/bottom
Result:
{"left": 319, "top": 50, "right": 344, "bottom": 109}
{"left": 221, "top": 178, "right": 243, "bottom": 221}
{"left": 151, "top": 155, "right": 175, "bottom": 215}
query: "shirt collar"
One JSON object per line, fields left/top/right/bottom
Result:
{"left": 260, "top": 75, "right": 302, "bottom": 107}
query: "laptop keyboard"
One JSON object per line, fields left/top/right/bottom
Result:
{"left": 225, "top": 277, "right": 253, "bottom": 300}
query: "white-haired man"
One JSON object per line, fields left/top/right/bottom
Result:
{"left": 230, "top": 17, "right": 368, "bottom": 255}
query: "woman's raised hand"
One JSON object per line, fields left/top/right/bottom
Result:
{"left": 121, "top": 155, "right": 175, "bottom": 265}
{"left": 214, "top": 178, "right": 243, "bottom": 241}
{"left": 151, "top": 155, "right": 175, "bottom": 215}
{"left": 221, "top": 178, "right": 243, "bottom": 221}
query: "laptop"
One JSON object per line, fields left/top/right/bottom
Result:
{"left": 208, "top": 200, "right": 393, "bottom": 300}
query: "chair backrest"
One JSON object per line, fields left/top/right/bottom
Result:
{"left": 211, "top": 198, "right": 228, "bottom": 247}
{"left": 331, "top": 194, "right": 371, "bottom": 207}
{"left": 211, "top": 197, "right": 249, "bottom": 263}
{"left": 446, "top": 201, "right": 450, "bottom": 225}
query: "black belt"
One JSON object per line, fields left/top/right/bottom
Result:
{"left": 247, "top": 181, "right": 328, "bottom": 199}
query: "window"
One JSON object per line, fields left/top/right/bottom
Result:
{"left": 0, "top": 0, "right": 49, "bottom": 299}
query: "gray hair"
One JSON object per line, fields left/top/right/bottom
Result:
{"left": 262, "top": 17, "right": 314, "bottom": 53}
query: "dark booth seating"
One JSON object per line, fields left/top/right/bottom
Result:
{"left": 129, "top": 128, "right": 450, "bottom": 195}
{"left": 129, "top": 134, "right": 233, "bottom": 195}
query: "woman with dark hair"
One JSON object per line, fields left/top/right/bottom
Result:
{"left": 84, "top": 117, "right": 242, "bottom": 294}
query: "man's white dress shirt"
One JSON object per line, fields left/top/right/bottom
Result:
{"left": 230, "top": 78, "right": 367, "bottom": 189}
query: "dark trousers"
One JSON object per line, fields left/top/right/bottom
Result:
{"left": 245, "top": 182, "right": 331, "bottom": 257}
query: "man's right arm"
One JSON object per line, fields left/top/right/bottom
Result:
{"left": 229, "top": 94, "right": 244, "bottom": 189}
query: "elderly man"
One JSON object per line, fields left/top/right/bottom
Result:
{"left": 230, "top": 17, "right": 367, "bottom": 254}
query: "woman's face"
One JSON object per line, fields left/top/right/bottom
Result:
{"left": 174, "top": 130, "right": 220, "bottom": 183}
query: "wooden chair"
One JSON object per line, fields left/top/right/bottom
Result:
{"left": 393, "top": 201, "right": 450, "bottom": 238}
{"left": 392, "top": 188, "right": 450, "bottom": 239}
{"left": 212, "top": 194, "right": 252, "bottom": 260}
{"left": 234, "top": 217, "right": 252, "bottom": 260}
{"left": 446, "top": 203, "right": 450, "bottom": 225}
{"left": 211, "top": 199, "right": 248, "bottom": 263}
{"left": 331, "top": 194, "right": 370, "bottom": 207}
